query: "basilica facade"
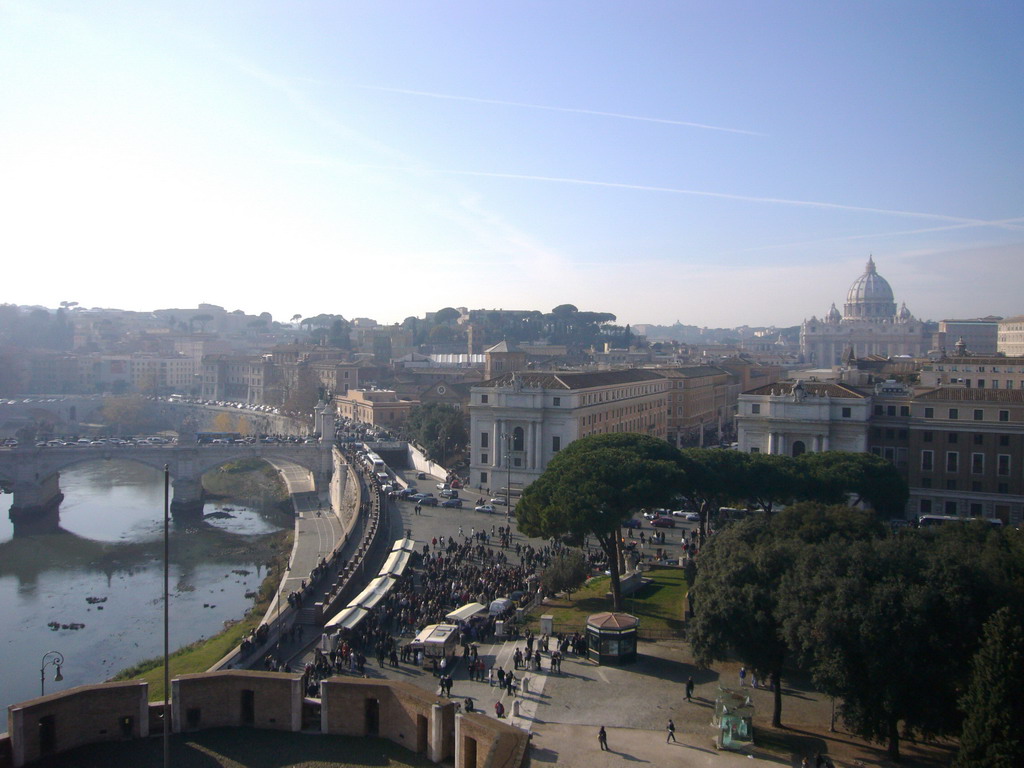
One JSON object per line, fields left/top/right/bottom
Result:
{"left": 800, "top": 257, "right": 931, "bottom": 365}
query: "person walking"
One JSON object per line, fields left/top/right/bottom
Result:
{"left": 666, "top": 719, "right": 676, "bottom": 743}
{"left": 598, "top": 726, "right": 609, "bottom": 751}
{"left": 685, "top": 676, "right": 695, "bottom": 701}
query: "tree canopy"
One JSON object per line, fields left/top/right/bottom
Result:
{"left": 516, "top": 433, "right": 683, "bottom": 610}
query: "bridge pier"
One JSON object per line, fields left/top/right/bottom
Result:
{"left": 8, "top": 475, "right": 64, "bottom": 536}
{"left": 169, "top": 476, "right": 205, "bottom": 519}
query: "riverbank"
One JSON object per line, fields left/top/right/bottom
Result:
{"left": 109, "top": 528, "right": 293, "bottom": 701}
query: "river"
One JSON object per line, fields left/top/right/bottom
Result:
{"left": 0, "top": 459, "right": 291, "bottom": 713}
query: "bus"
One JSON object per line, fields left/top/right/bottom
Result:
{"left": 917, "top": 514, "right": 1003, "bottom": 528}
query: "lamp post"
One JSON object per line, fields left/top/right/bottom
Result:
{"left": 40, "top": 651, "right": 64, "bottom": 696}
{"left": 500, "top": 432, "right": 513, "bottom": 506}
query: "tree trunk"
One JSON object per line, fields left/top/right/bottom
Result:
{"left": 771, "top": 670, "right": 783, "bottom": 728}
{"left": 609, "top": 536, "right": 623, "bottom": 612}
{"left": 887, "top": 718, "right": 901, "bottom": 761}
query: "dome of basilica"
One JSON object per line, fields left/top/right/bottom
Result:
{"left": 843, "top": 256, "right": 897, "bottom": 320}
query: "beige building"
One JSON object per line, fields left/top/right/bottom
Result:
{"left": 653, "top": 366, "right": 736, "bottom": 447}
{"left": 919, "top": 355, "right": 1024, "bottom": 391}
{"left": 736, "top": 380, "right": 872, "bottom": 455}
{"left": 468, "top": 369, "right": 668, "bottom": 491}
{"left": 998, "top": 315, "right": 1024, "bottom": 357}
{"left": 334, "top": 388, "right": 416, "bottom": 427}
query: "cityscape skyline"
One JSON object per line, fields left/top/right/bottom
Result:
{"left": 2, "top": 2, "right": 1021, "bottom": 327}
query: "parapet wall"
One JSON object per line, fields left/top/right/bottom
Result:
{"left": 5, "top": 673, "right": 528, "bottom": 768}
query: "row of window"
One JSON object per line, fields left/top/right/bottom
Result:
{"left": 918, "top": 478, "right": 1013, "bottom": 494}
{"left": 922, "top": 407, "right": 1011, "bottom": 421}
{"left": 919, "top": 450, "right": 1012, "bottom": 476}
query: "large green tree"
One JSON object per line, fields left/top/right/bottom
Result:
{"left": 516, "top": 433, "right": 683, "bottom": 610}
{"left": 956, "top": 606, "right": 1024, "bottom": 768}
{"left": 691, "top": 502, "right": 881, "bottom": 728}
{"left": 797, "top": 451, "right": 909, "bottom": 517}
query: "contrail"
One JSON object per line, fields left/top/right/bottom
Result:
{"left": 418, "top": 168, "right": 1011, "bottom": 227}
{"left": 345, "top": 83, "right": 766, "bottom": 136}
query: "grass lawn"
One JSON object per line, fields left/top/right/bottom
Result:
{"left": 30, "top": 727, "right": 436, "bottom": 768}
{"left": 524, "top": 565, "right": 689, "bottom": 635}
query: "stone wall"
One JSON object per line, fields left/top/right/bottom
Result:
{"left": 6, "top": 681, "right": 148, "bottom": 768}
{"left": 172, "top": 670, "right": 302, "bottom": 733}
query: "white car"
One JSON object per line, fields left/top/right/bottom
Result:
{"left": 475, "top": 504, "right": 496, "bottom": 514}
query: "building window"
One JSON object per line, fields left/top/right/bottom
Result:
{"left": 974, "top": 433, "right": 984, "bottom": 445}
{"left": 883, "top": 446, "right": 896, "bottom": 462}
{"left": 999, "top": 410, "right": 1009, "bottom": 422}
{"left": 750, "top": 447, "right": 760, "bottom": 453}
{"left": 920, "top": 499, "right": 932, "bottom": 514}
{"left": 946, "top": 452, "right": 959, "bottom": 472}
{"left": 921, "top": 450, "right": 934, "bottom": 471}
{"left": 887, "top": 405, "right": 896, "bottom": 416}
{"left": 553, "top": 397, "right": 561, "bottom": 406}
{"left": 513, "top": 427, "right": 525, "bottom": 451}
{"left": 974, "top": 409, "right": 984, "bottom": 421}
{"left": 923, "top": 431, "right": 933, "bottom": 443}
{"left": 480, "top": 453, "right": 488, "bottom": 464}
{"left": 1000, "top": 435, "right": 1010, "bottom": 447}
{"left": 842, "top": 407, "right": 851, "bottom": 418}
{"left": 481, "top": 394, "right": 488, "bottom": 404}
{"left": 480, "top": 432, "right": 489, "bottom": 449}
{"left": 945, "top": 501, "right": 958, "bottom": 515}
{"left": 480, "top": 472, "right": 487, "bottom": 484}
{"left": 970, "top": 503, "right": 984, "bottom": 517}
{"left": 751, "top": 404, "right": 760, "bottom": 414}
{"left": 900, "top": 406, "right": 910, "bottom": 417}
{"left": 972, "top": 453, "right": 984, "bottom": 474}
{"left": 949, "top": 408, "right": 959, "bottom": 420}
{"left": 552, "top": 436, "right": 561, "bottom": 452}
{"left": 925, "top": 407, "right": 934, "bottom": 418}
{"left": 997, "top": 454, "right": 1010, "bottom": 476}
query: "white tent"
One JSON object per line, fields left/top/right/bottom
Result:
{"left": 392, "top": 537, "right": 417, "bottom": 552}
{"left": 445, "top": 602, "right": 487, "bottom": 622}
{"left": 350, "top": 574, "right": 394, "bottom": 610}
{"left": 324, "top": 604, "right": 370, "bottom": 632}
{"left": 489, "top": 597, "right": 512, "bottom": 615}
{"left": 381, "top": 548, "right": 412, "bottom": 577}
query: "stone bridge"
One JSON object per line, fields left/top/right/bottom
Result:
{"left": 0, "top": 441, "right": 334, "bottom": 536}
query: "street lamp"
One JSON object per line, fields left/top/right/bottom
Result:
{"left": 40, "top": 651, "right": 64, "bottom": 696}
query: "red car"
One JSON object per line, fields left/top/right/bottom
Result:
{"left": 650, "top": 516, "right": 676, "bottom": 528}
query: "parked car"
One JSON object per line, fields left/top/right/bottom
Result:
{"left": 622, "top": 518, "right": 642, "bottom": 529}
{"left": 437, "top": 482, "right": 450, "bottom": 490}
{"left": 671, "top": 510, "right": 701, "bottom": 522}
{"left": 419, "top": 496, "right": 439, "bottom": 507}
{"left": 440, "top": 489, "right": 459, "bottom": 499}
{"left": 651, "top": 516, "right": 676, "bottom": 528}
{"left": 417, "top": 472, "right": 427, "bottom": 480}
{"left": 475, "top": 504, "right": 496, "bottom": 514}
{"left": 489, "top": 497, "right": 509, "bottom": 506}
{"left": 441, "top": 498, "right": 463, "bottom": 508}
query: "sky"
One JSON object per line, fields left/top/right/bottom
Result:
{"left": 1, "top": 1, "right": 1022, "bottom": 329}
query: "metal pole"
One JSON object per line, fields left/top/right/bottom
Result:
{"left": 163, "top": 465, "right": 170, "bottom": 768}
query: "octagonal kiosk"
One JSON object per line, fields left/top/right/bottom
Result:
{"left": 586, "top": 612, "right": 638, "bottom": 665}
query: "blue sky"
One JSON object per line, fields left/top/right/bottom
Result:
{"left": 2, "top": 1, "right": 1021, "bottom": 328}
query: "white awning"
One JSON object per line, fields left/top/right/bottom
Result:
{"left": 324, "top": 604, "right": 369, "bottom": 631}
{"left": 381, "top": 548, "right": 412, "bottom": 577}
{"left": 445, "top": 602, "right": 487, "bottom": 622}
{"left": 392, "top": 537, "right": 417, "bottom": 552}
{"left": 351, "top": 574, "right": 394, "bottom": 610}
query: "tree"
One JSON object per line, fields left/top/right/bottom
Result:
{"left": 692, "top": 502, "right": 881, "bottom": 728}
{"left": 676, "top": 448, "right": 751, "bottom": 537}
{"left": 797, "top": 451, "right": 909, "bottom": 517}
{"left": 191, "top": 313, "right": 214, "bottom": 333}
{"left": 956, "top": 607, "right": 1024, "bottom": 767}
{"left": 689, "top": 514, "right": 797, "bottom": 727}
{"left": 434, "top": 307, "right": 461, "bottom": 324}
{"left": 744, "top": 452, "right": 801, "bottom": 514}
{"left": 516, "top": 433, "right": 684, "bottom": 611}
{"left": 405, "top": 403, "right": 467, "bottom": 464}
{"left": 101, "top": 396, "right": 147, "bottom": 435}
{"left": 540, "top": 549, "right": 589, "bottom": 600}
{"left": 783, "top": 534, "right": 968, "bottom": 760}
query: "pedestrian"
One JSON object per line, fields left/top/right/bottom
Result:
{"left": 598, "top": 726, "right": 609, "bottom": 751}
{"left": 495, "top": 700, "right": 505, "bottom": 718}
{"left": 666, "top": 719, "right": 676, "bottom": 743}
{"left": 685, "top": 676, "right": 694, "bottom": 701}
{"left": 739, "top": 666, "right": 747, "bottom": 686}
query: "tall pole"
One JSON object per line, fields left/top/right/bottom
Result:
{"left": 163, "top": 465, "right": 170, "bottom": 768}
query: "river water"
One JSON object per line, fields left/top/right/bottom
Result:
{"left": 0, "top": 460, "right": 291, "bottom": 713}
